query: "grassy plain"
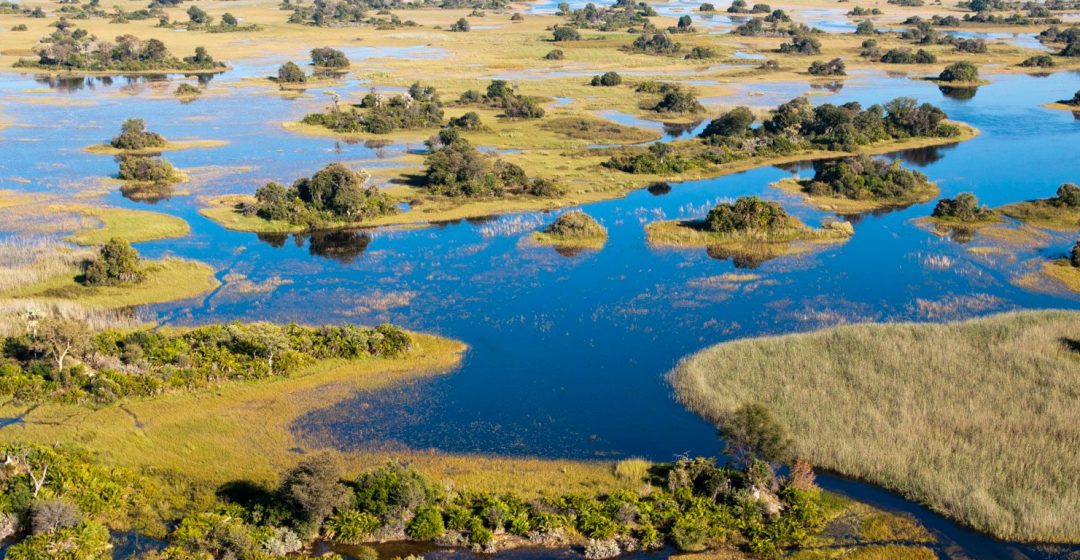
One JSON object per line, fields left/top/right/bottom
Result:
{"left": 670, "top": 310, "right": 1080, "bottom": 543}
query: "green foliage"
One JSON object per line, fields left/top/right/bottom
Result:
{"left": 110, "top": 118, "right": 165, "bottom": 150}
{"left": 552, "top": 26, "right": 580, "bottom": 40}
{"left": 1019, "top": 55, "right": 1055, "bottom": 68}
{"left": 277, "top": 61, "right": 306, "bottom": 83}
{"left": 543, "top": 211, "right": 606, "bottom": 239}
{"left": 5, "top": 521, "right": 111, "bottom": 560}
{"left": 932, "top": 192, "right": 993, "bottom": 221}
{"left": 0, "top": 321, "right": 412, "bottom": 404}
{"left": 325, "top": 510, "right": 382, "bottom": 543}
{"left": 406, "top": 505, "right": 446, "bottom": 539}
{"left": 779, "top": 34, "right": 821, "bottom": 55}
{"left": 450, "top": 17, "right": 471, "bottom": 31}
{"left": 302, "top": 87, "right": 444, "bottom": 134}
{"left": 590, "top": 71, "right": 622, "bottom": 86}
{"left": 544, "top": 48, "right": 564, "bottom": 60}
{"left": 279, "top": 453, "right": 352, "bottom": 530}
{"left": 807, "top": 58, "right": 845, "bottom": 76}
{"left": 422, "top": 134, "right": 557, "bottom": 198}
{"left": 353, "top": 463, "right": 442, "bottom": 520}
{"left": 82, "top": 237, "right": 144, "bottom": 286}
{"left": 252, "top": 163, "right": 397, "bottom": 226}
{"left": 806, "top": 155, "right": 931, "bottom": 201}
{"left": 631, "top": 31, "right": 681, "bottom": 54}
{"left": 938, "top": 61, "right": 979, "bottom": 82}
{"left": 653, "top": 88, "right": 703, "bottom": 114}
{"left": 701, "top": 107, "right": 754, "bottom": 139}
{"left": 720, "top": 402, "right": 794, "bottom": 463}
{"left": 1071, "top": 240, "right": 1080, "bottom": 268}
{"left": 116, "top": 155, "right": 178, "bottom": 184}
{"left": 174, "top": 83, "right": 201, "bottom": 98}
{"left": 1053, "top": 182, "right": 1080, "bottom": 208}
{"left": 311, "top": 47, "right": 349, "bottom": 67}
{"left": 14, "top": 28, "right": 224, "bottom": 72}
{"left": 705, "top": 197, "right": 789, "bottom": 234}
{"left": 880, "top": 48, "right": 937, "bottom": 63}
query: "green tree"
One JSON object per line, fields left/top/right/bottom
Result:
{"left": 279, "top": 453, "right": 352, "bottom": 532}
{"left": 552, "top": 26, "right": 581, "bottom": 41}
{"left": 32, "top": 317, "right": 91, "bottom": 371}
{"left": 82, "top": 237, "right": 144, "bottom": 286}
{"left": 719, "top": 402, "right": 793, "bottom": 464}
{"left": 701, "top": 106, "right": 754, "bottom": 139}
{"left": 938, "top": 61, "right": 978, "bottom": 82}
{"left": 277, "top": 61, "right": 306, "bottom": 83}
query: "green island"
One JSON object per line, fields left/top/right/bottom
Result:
{"left": 774, "top": 154, "right": 939, "bottom": 213}
{"left": 11, "top": 24, "right": 225, "bottom": 73}
{"left": 532, "top": 211, "right": 609, "bottom": 250}
{"left": 669, "top": 310, "right": 1080, "bottom": 543}
{"left": 1045, "top": 89, "right": 1080, "bottom": 111}
{"left": 647, "top": 196, "right": 853, "bottom": 266}
{"left": 84, "top": 118, "right": 227, "bottom": 155}
{"left": 999, "top": 182, "right": 1080, "bottom": 230}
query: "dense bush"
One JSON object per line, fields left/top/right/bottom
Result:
{"left": 544, "top": 48, "right": 564, "bottom": 60}
{"left": 630, "top": 31, "right": 681, "bottom": 54}
{"left": 653, "top": 88, "right": 704, "bottom": 114}
{"left": 1071, "top": 240, "right": 1080, "bottom": 267}
{"left": 559, "top": 0, "right": 653, "bottom": 31}
{"left": 706, "top": 197, "right": 789, "bottom": 234}
{"left": 110, "top": 118, "right": 165, "bottom": 150}
{"left": 807, "top": 58, "right": 845, "bottom": 76}
{"left": 685, "top": 46, "right": 717, "bottom": 59}
{"left": 82, "top": 238, "right": 144, "bottom": 286}
{"left": 457, "top": 80, "right": 545, "bottom": 120}
{"left": 422, "top": 130, "right": 558, "bottom": 198}
{"left": 552, "top": 26, "right": 581, "bottom": 40}
{"left": 880, "top": 47, "right": 937, "bottom": 63}
{"left": 174, "top": 83, "right": 201, "bottom": 98}
{"left": 805, "top": 155, "right": 932, "bottom": 201}
{"left": 855, "top": 19, "right": 876, "bottom": 35}
{"left": 932, "top": 192, "right": 993, "bottom": 221}
{"left": 778, "top": 34, "right": 820, "bottom": 54}
{"left": 311, "top": 47, "right": 349, "bottom": 67}
{"left": 542, "top": 211, "right": 606, "bottom": 239}
{"left": 448, "top": 111, "right": 483, "bottom": 130}
{"left": 590, "top": 71, "right": 622, "bottom": 86}
{"left": 699, "top": 2, "right": 715, "bottom": 10}
{"left": 450, "top": 17, "right": 471, "bottom": 31}
{"left": 253, "top": 163, "right": 397, "bottom": 225}
{"left": 701, "top": 107, "right": 754, "bottom": 139}
{"left": 0, "top": 320, "right": 413, "bottom": 403}
{"left": 1053, "top": 182, "right": 1080, "bottom": 207}
{"left": 117, "top": 155, "right": 178, "bottom": 183}
{"left": 1020, "top": 55, "right": 1055, "bottom": 67}
{"left": 938, "top": 61, "right": 979, "bottom": 82}
{"left": 278, "top": 61, "right": 307, "bottom": 83}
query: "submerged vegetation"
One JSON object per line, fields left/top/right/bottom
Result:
{"left": 670, "top": 310, "right": 1080, "bottom": 542}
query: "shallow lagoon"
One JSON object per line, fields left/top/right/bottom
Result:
{"left": 2, "top": 62, "right": 1080, "bottom": 558}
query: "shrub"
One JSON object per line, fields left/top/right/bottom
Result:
{"left": 779, "top": 34, "right": 820, "bottom": 55}
{"left": 544, "top": 48, "right": 564, "bottom": 60}
{"left": 705, "top": 196, "right": 789, "bottom": 233}
{"left": 450, "top": 17, "right": 470, "bottom": 31}
{"left": 1053, "top": 182, "right": 1080, "bottom": 207}
{"left": 543, "top": 211, "right": 605, "bottom": 239}
{"left": 552, "top": 26, "right": 581, "bottom": 41}
{"left": 448, "top": 111, "right": 483, "bottom": 130}
{"left": 467, "top": 516, "right": 493, "bottom": 546}
{"left": 353, "top": 462, "right": 441, "bottom": 520}
{"left": 311, "top": 47, "right": 349, "bottom": 67}
{"left": 1020, "top": 55, "right": 1055, "bottom": 67}
{"left": 806, "top": 154, "right": 931, "bottom": 201}
{"left": 1071, "top": 240, "right": 1080, "bottom": 267}
{"left": 175, "top": 83, "right": 201, "bottom": 97}
{"left": 221, "top": 12, "right": 238, "bottom": 26}
{"left": 510, "top": 12, "right": 523, "bottom": 21}
{"left": 253, "top": 163, "right": 397, "bottom": 225}
{"left": 590, "top": 71, "right": 622, "bottom": 86}
{"left": 938, "top": 61, "right": 979, "bottom": 82}
{"left": 117, "top": 155, "right": 177, "bottom": 183}
{"left": 29, "top": 499, "right": 82, "bottom": 534}
{"left": 653, "top": 89, "right": 703, "bottom": 113}
{"left": 701, "top": 106, "right": 754, "bottom": 139}
{"left": 279, "top": 453, "right": 352, "bottom": 529}
{"left": 685, "top": 46, "right": 717, "bottom": 59}
{"left": 931, "top": 192, "right": 992, "bottom": 221}
{"left": 277, "top": 61, "right": 306, "bottom": 83}
{"left": 699, "top": 2, "right": 715, "bottom": 10}
{"left": 82, "top": 238, "right": 144, "bottom": 286}
{"left": 613, "top": 458, "right": 651, "bottom": 482}
{"left": 720, "top": 402, "right": 793, "bottom": 463}
{"left": 807, "top": 58, "right": 845, "bottom": 76}
{"left": 405, "top": 506, "right": 445, "bottom": 539}
{"left": 631, "top": 31, "right": 680, "bottom": 54}
{"left": 324, "top": 510, "right": 381, "bottom": 544}
{"left": 110, "top": 118, "right": 165, "bottom": 150}
{"left": 855, "top": 19, "right": 876, "bottom": 35}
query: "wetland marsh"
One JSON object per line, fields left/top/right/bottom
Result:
{"left": 1, "top": 0, "right": 1079, "bottom": 557}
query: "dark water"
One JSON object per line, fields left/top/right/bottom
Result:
{"left": 2, "top": 64, "right": 1080, "bottom": 559}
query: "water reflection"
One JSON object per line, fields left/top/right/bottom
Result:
{"left": 301, "top": 229, "right": 372, "bottom": 263}
{"left": 938, "top": 85, "right": 979, "bottom": 101}
{"left": 647, "top": 182, "right": 673, "bottom": 196}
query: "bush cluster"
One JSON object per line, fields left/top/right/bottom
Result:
{"left": 81, "top": 238, "right": 145, "bottom": 286}
{"left": 807, "top": 58, "right": 845, "bottom": 76}
{"left": 931, "top": 192, "right": 994, "bottom": 221}
{"left": 311, "top": 46, "right": 349, "bottom": 67}
{"left": 302, "top": 82, "right": 444, "bottom": 134}
{"left": 252, "top": 163, "right": 397, "bottom": 226}
{"left": 706, "top": 197, "right": 789, "bottom": 233}
{"left": 805, "top": 155, "right": 931, "bottom": 201}
{"left": 0, "top": 320, "right": 412, "bottom": 404}
{"left": 938, "top": 61, "right": 979, "bottom": 82}
{"left": 543, "top": 211, "right": 606, "bottom": 239}
{"left": 117, "top": 155, "right": 178, "bottom": 183}
{"left": 15, "top": 28, "right": 223, "bottom": 72}
{"left": 590, "top": 71, "right": 622, "bottom": 86}
{"left": 110, "top": 118, "right": 165, "bottom": 150}
{"left": 558, "top": 0, "right": 654, "bottom": 31}
{"left": 457, "top": 80, "right": 545, "bottom": 119}
{"left": 422, "top": 129, "right": 560, "bottom": 198}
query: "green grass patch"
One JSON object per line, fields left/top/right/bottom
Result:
{"left": 65, "top": 206, "right": 191, "bottom": 245}
{"left": 670, "top": 310, "right": 1080, "bottom": 542}
{"left": 999, "top": 200, "right": 1080, "bottom": 231}
{"left": 645, "top": 216, "right": 852, "bottom": 264}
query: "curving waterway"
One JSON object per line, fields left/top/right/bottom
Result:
{"left": 1, "top": 62, "right": 1079, "bottom": 559}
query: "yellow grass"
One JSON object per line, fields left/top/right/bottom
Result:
{"left": 1041, "top": 260, "right": 1080, "bottom": 293}
{"left": 645, "top": 216, "right": 852, "bottom": 263}
{"left": 669, "top": 310, "right": 1080, "bottom": 542}
{"left": 83, "top": 139, "right": 229, "bottom": 155}
{"left": 4, "top": 258, "right": 219, "bottom": 309}
{"left": 532, "top": 231, "right": 608, "bottom": 250}
{"left": 998, "top": 200, "right": 1080, "bottom": 232}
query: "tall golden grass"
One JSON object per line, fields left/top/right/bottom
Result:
{"left": 669, "top": 311, "right": 1080, "bottom": 543}
{"left": 0, "top": 236, "right": 90, "bottom": 295}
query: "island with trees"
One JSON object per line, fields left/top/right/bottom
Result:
{"left": 13, "top": 28, "right": 226, "bottom": 73}
{"left": 85, "top": 118, "right": 226, "bottom": 155}
{"left": 774, "top": 154, "right": 939, "bottom": 213}
{"left": 646, "top": 196, "right": 853, "bottom": 266}
{"left": 532, "top": 211, "right": 608, "bottom": 250}
{"left": 999, "top": 182, "right": 1080, "bottom": 230}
